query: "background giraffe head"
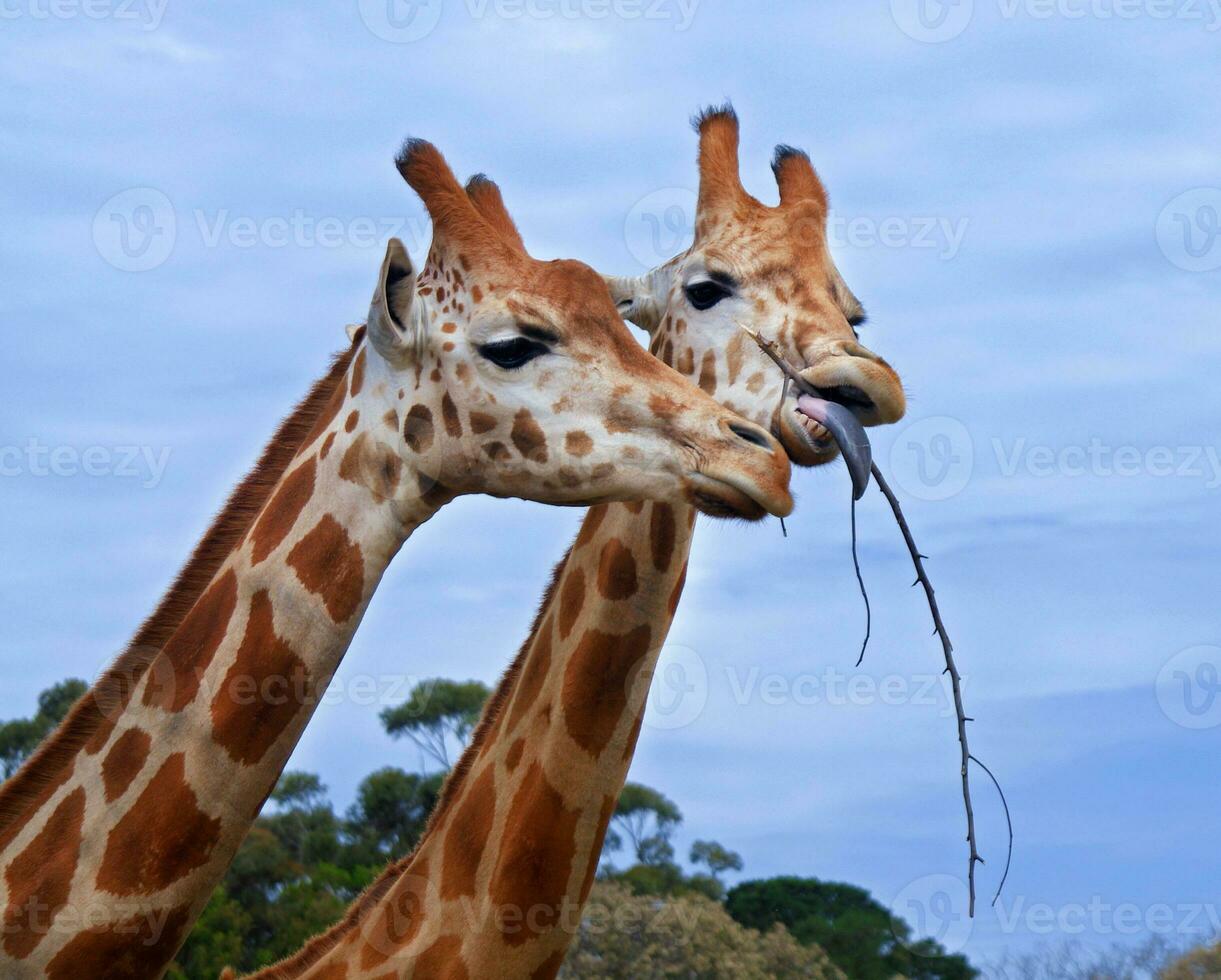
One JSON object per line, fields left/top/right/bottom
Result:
{"left": 606, "top": 106, "right": 906, "bottom": 473}
{"left": 360, "top": 138, "right": 793, "bottom": 520}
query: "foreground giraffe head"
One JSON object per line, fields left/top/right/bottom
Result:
{"left": 363, "top": 138, "right": 792, "bottom": 519}
{"left": 606, "top": 106, "right": 906, "bottom": 472}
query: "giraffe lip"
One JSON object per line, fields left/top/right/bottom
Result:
{"left": 685, "top": 472, "right": 779, "bottom": 521}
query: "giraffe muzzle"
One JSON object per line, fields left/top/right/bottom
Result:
{"left": 685, "top": 416, "right": 794, "bottom": 520}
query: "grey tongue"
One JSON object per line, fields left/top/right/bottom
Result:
{"left": 795, "top": 394, "right": 872, "bottom": 500}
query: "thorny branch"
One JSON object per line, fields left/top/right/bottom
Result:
{"left": 739, "top": 323, "right": 1012, "bottom": 917}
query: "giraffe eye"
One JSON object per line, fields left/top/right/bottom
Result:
{"left": 477, "top": 337, "right": 550, "bottom": 370}
{"left": 685, "top": 280, "right": 732, "bottom": 311}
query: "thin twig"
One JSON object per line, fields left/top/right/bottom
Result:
{"left": 738, "top": 322, "right": 1013, "bottom": 918}
{"left": 871, "top": 462, "right": 982, "bottom": 916}
{"left": 969, "top": 753, "right": 1013, "bottom": 906}
{"left": 850, "top": 496, "right": 870, "bottom": 667}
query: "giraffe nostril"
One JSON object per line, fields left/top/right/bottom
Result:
{"left": 727, "top": 421, "right": 773, "bottom": 451}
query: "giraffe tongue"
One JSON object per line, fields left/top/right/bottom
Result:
{"left": 795, "top": 394, "right": 872, "bottom": 500}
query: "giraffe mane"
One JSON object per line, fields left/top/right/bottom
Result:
{"left": 249, "top": 543, "right": 576, "bottom": 979}
{"left": 0, "top": 329, "right": 365, "bottom": 841}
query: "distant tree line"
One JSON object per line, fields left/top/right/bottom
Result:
{"left": 15, "top": 680, "right": 1214, "bottom": 978}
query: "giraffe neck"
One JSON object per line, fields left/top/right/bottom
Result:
{"left": 260, "top": 499, "right": 696, "bottom": 980}
{"left": 0, "top": 338, "right": 453, "bottom": 978}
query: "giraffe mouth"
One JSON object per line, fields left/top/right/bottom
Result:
{"left": 778, "top": 391, "right": 874, "bottom": 500}
{"left": 684, "top": 473, "right": 770, "bottom": 521}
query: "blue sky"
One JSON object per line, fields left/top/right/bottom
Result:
{"left": 2, "top": 0, "right": 1219, "bottom": 970}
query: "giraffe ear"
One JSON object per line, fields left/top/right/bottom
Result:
{"left": 368, "top": 238, "right": 423, "bottom": 366}
{"left": 603, "top": 267, "right": 671, "bottom": 334}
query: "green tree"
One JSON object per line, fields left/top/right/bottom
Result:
{"left": 726, "top": 876, "right": 977, "bottom": 980}
{"left": 0, "top": 678, "right": 87, "bottom": 778}
{"left": 344, "top": 766, "right": 443, "bottom": 862}
{"left": 559, "top": 881, "right": 845, "bottom": 979}
{"left": 690, "top": 839, "right": 743, "bottom": 879}
{"left": 607, "top": 782, "right": 682, "bottom": 866}
{"left": 380, "top": 678, "right": 490, "bottom": 770}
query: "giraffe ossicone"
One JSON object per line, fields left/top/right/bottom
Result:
{"left": 251, "top": 104, "right": 908, "bottom": 980}
{"left": 0, "top": 135, "right": 794, "bottom": 978}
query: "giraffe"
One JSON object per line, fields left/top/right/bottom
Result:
{"left": 0, "top": 136, "right": 795, "bottom": 979}
{"left": 243, "top": 106, "right": 907, "bottom": 980}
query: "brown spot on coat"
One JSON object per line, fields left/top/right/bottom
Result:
{"left": 349, "top": 349, "right": 367, "bottom": 396}
{"left": 488, "top": 763, "right": 579, "bottom": 946}
{"left": 470, "top": 411, "right": 496, "bottom": 434}
{"left": 441, "top": 392, "right": 463, "bottom": 438}
{"left": 505, "top": 737, "right": 525, "bottom": 772}
{"left": 413, "top": 934, "right": 469, "bottom": 978}
{"left": 2, "top": 787, "right": 85, "bottom": 958}
{"left": 211, "top": 590, "right": 311, "bottom": 766}
{"left": 483, "top": 440, "right": 512, "bottom": 463}
{"left": 344, "top": 410, "right": 360, "bottom": 433}
{"left": 440, "top": 766, "right": 495, "bottom": 900}
{"left": 596, "top": 539, "right": 638, "bottom": 600}
{"left": 287, "top": 515, "right": 365, "bottom": 623}
{"left": 565, "top": 430, "right": 593, "bottom": 457}
{"left": 726, "top": 332, "right": 745, "bottom": 384}
{"left": 562, "top": 625, "right": 652, "bottom": 757}
{"left": 698, "top": 350, "right": 718, "bottom": 394}
{"left": 506, "top": 615, "right": 554, "bottom": 734}
{"left": 141, "top": 569, "right": 238, "bottom": 713}
{"left": 101, "top": 727, "right": 152, "bottom": 803}
{"left": 44, "top": 903, "right": 190, "bottom": 980}
{"left": 677, "top": 346, "right": 695, "bottom": 376}
{"left": 650, "top": 503, "right": 676, "bottom": 572}
{"left": 249, "top": 457, "right": 317, "bottom": 565}
{"left": 471, "top": 284, "right": 483, "bottom": 302}
{"left": 558, "top": 569, "right": 585, "bottom": 639}
{"left": 573, "top": 504, "right": 607, "bottom": 549}
{"left": 320, "top": 431, "right": 337, "bottom": 459}
{"left": 404, "top": 405, "right": 434, "bottom": 453}
{"left": 668, "top": 562, "right": 688, "bottom": 616}
{"left": 301, "top": 369, "right": 349, "bottom": 453}
{"left": 511, "top": 409, "right": 548, "bottom": 463}
{"left": 96, "top": 754, "right": 219, "bottom": 895}
{"left": 340, "top": 432, "right": 402, "bottom": 501}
